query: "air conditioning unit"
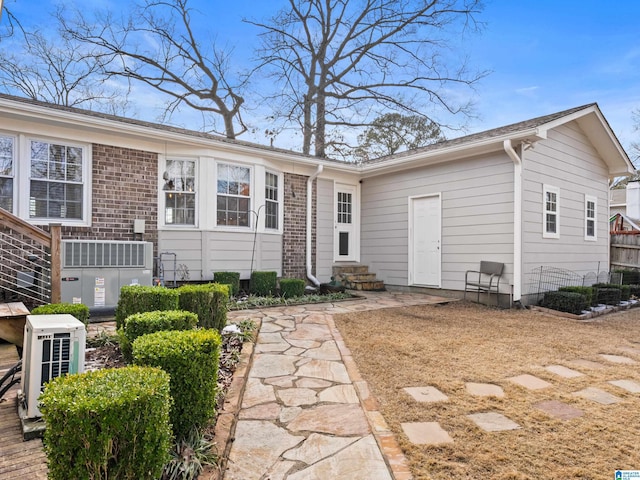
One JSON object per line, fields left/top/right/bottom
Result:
{"left": 18, "top": 314, "right": 86, "bottom": 420}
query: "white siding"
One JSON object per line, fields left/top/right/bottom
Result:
{"left": 361, "top": 153, "right": 515, "bottom": 292}
{"left": 316, "top": 178, "right": 334, "bottom": 282}
{"left": 158, "top": 230, "right": 282, "bottom": 281}
{"left": 522, "top": 123, "right": 610, "bottom": 286}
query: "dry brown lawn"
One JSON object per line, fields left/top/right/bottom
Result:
{"left": 334, "top": 301, "right": 640, "bottom": 480}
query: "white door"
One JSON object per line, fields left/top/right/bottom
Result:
{"left": 335, "top": 184, "right": 357, "bottom": 262}
{"left": 410, "top": 195, "right": 441, "bottom": 286}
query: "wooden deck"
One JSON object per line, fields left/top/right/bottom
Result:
{"left": 0, "top": 342, "right": 47, "bottom": 479}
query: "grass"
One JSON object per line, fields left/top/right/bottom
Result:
{"left": 334, "top": 301, "right": 640, "bottom": 480}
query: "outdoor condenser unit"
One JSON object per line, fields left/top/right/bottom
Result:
{"left": 18, "top": 314, "right": 86, "bottom": 419}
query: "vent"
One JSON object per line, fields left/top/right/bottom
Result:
{"left": 64, "top": 241, "right": 147, "bottom": 268}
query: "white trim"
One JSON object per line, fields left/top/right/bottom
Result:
{"left": 333, "top": 182, "right": 360, "bottom": 263}
{"left": 542, "top": 184, "right": 560, "bottom": 239}
{"left": 214, "top": 160, "right": 253, "bottom": 230}
{"left": 408, "top": 193, "right": 442, "bottom": 288}
{"left": 584, "top": 194, "right": 597, "bottom": 241}
{"left": 160, "top": 156, "right": 198, "bottom": 228}
{"left": 264, "top": 169, "right": 284, "bottom": 234}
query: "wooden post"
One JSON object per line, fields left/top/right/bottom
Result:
{"left": 50, "top": 224, "right": 62, "bottom": 304}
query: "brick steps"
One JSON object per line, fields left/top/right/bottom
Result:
{"left": 333, "top": 265, "right": 385, "bottom": 291}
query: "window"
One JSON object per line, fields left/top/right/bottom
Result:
{"left": 164, "top": 159, "right": 196, "bottom": 225}
{"left": 0, "top": 135, "right": 13, "bottom": 212}
{"left": 543, "top": 184, "right": 559, "bottom": 238}
{"left": 265, "top": 172, "right": 279, "bottom": 230}
{"left": 29, "top": 140, "right": 84, "bottom": 220}
{"left": 585, "top": 195, "right": 597, "bottom": 241}
{"left": 217, "top": 164, "right": 250, "bottom": 227}
{"left": 338, "top": 191, "right": 352, "bottom": 224}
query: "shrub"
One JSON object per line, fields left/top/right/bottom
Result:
{"left": 118, "top": 310, "right": 198, "bottom": 363}
{"left": 629, "top": 284, "right": 640, "bottom": 298}
{"left": 250, "top": 271, "right": 277, "bottom": 297}
{"left": 40, "top": 366, "right": 171, "bottom": 480}
{"left": 558, "top": 286, "right": 593, "bottom": 306}
{"left": 213, "top": 272, "right": 240, "bottom": 297}
{"left": 280, "top": 278, "right": 305, "bottom": 298}
{"left": 133, "top": 329, "right": 222, "bottom": 440}
{"left": 178, "top": 283, "right": 229, "bottom": 331}
{"left": 31, "top": 303, "right": 90, "bottom": 327}
{"left": 595, "top": 287, "right": 622, "bottom": 306}
{"left": 115, "top": 285, "right": 179, "bottom": 329}
{"left": 592, "top": 283, "right": 629, "bottom": 302}
{"left": 540, "top": 291, "right": 588, "bottom": 315}
{"left": 615, "top": 269, "right": 640, "bottom": 285}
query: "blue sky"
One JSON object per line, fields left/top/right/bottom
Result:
{"left": 2, "top": 0, "right": 640, "bottom": 154}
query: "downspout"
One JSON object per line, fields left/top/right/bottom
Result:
{"left": 306, "top": 164, "right": 324, "bottom": 286}
{"left": 503, "top": 140, "right": 523, "bottom": 305}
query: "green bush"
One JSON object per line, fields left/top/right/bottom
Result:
{"left": 540, "top": 291, "right": 589, "bottom": 315}
{"left": 118, "top": 310, "right": 198, "bottom": 363}
{"left": 40, "top": 366, "right": 171, "bottom": 480}
{"left": 593, "top": 283, "right": 629, "bottom": 302}
{"left": 280, "top": 278, "right": 305, "bottom": 298}
{"left": 558, "top": 286, "right": 593, "bottom": 306}
{"left": 595, "top": 287, "right": 622, "bottom": 306}
{"left": 31, "top": 303, "right": 90, "bottom": 327}
{"left": 115, "top": 285, "right": 179, "bottom": 329}
{"left": 133, "top": 329, "right": 222, "bottom": 440}
{"left": 178, "top": 283, "right": 229, "bottom": 331}
{"left": 250, "top": 271, "right": 277, "bottom": 297}
{"left": 213, "top": 272, "right": 240, "bottom": 297}
{"left": 615, "top": 269, "right": 640, "bottom": 285}
{"left": 629, "top": 284, "right": 640, "bottom": 298}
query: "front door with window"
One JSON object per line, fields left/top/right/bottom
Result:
{"left": 334, "top": 184, "right": 357, "bottom": 262}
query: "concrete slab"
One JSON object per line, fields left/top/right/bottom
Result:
{"left": 465, "top": 382, "right": 505, "bottom": 398}
{"left": 466, "top": 412, "right": 521, "bottom": 432}
{"left": 572, "top": 387, "right": 621, "bottom": 405}
{"left": 609, "top": 379, "right": 640, "bottom": 393}
{"left": 534, "top": 400, "right": 584, "bottom": 420}
{"left": 599, "top": 354, "right": 637, "bottom": 365}
{"left": 544, "top": 365, "right": 584, "bottom": 378}
{"left": 400, "top": 422, "right": 453, "bottom": 445}
{"left": 507, "top": 374, "right": 552, "bottom": 390}
{"left": 403, "top": 386, "right": 449, "bottom": 403}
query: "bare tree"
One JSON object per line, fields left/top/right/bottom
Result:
{"left": 59, "top": 0, "right": 248, "bottom": 139}
{"left": 248, "top": 0, "right": 486, "bottom": 158}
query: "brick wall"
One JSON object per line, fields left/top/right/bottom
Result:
{"left": 282, "top": 173, "right": 317, "bottom": 281}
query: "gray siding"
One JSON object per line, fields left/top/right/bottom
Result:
{"left": 316, "top": 178, "right": 334, "bottom": 282}
{"left": 521, "top": 123, "right": 610, "bottom": 289}
{"left": 158, "top": 230, "right": 282, "bottom": 281}
{"left": 361, "top": 154, "right": 515, "bottom": 292}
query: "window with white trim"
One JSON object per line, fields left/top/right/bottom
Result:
{"left": 543, "top": 184, "right": 559, "bottom": 238}
{"left": 265, "top": 171, "right": 279, "bottom": 230}
{"left": 29, "top": 140, "right": 84, "bottom": 220}
{"left": 217, "top": 163, "right": 250, "bottom": 227}
{"left": 0, "top": 135, "right": 14, "bottom": 212}
{"left": 163, "top": 159, "right": 196, "bottom": 225}
{"left": 585, "top": 195, "right": 597, "bottom": 241}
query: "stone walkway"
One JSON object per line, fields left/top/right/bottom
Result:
{"left": 221, "top": 291, "right": 455, "bottom": 480}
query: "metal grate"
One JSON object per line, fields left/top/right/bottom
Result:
{"left": 64, "top": 241, "right": 147, "bottom": 268}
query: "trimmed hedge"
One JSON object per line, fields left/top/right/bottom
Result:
{"left": 593, "top": 283, "right": 629, "bottom": 303}
{"left": 118, "top": 310, "right": 198, "bottom": 363}
{"left": 31, "top": 303, "right": 90, "bottom": 326}
{"left": 615, "top": 269, "right": 640, "bottom": 285}
{"left": 115, "top": 285, "right": 179, "bottom": 329}
{"left": 280, "top": 278, "right": 305, "bottom": 298}
{"left": 595, "top": 287, "right": 622, "bottom": 306}
{"left": 630, "top": 284, "right": 640, "bottom": 298}
{"left": 40, "top": 366, "right": 171, "bottom": 480}
{"left": 178, "top": 283, "right": 229, "bottom": 331}
{"left": 250, "top": 271, "right": 277, "bottom": 297}
{"left": 213, "top": 272, "right": 240, "bottom": 297}
{"left": 558, "top": 286, "right": 593, "bottom": 306}
{"left": 133, "top": 329, "right": 222, "bottom": 440}
{"left": 540, "top": 291, "right": 588, "bottom": 315}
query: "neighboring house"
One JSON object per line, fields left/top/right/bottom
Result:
{"left": 0, "top": 95, "right": 634, "bottom": 307}
{"left": 610, "top": 188, "right": 627, "bottom": 217}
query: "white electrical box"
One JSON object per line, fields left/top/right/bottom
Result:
{"left": 19, "top": 314, "right": 86, "bottom": 419}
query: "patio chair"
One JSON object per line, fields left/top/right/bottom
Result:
{"left": 464, "top": 261, "right": 504, "bottom": 306}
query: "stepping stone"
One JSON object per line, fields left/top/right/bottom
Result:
{"left": 277, "top": 388, "right": 318, "bottom": 407}
{"left": 534, "top": 400, "right": 583, "bottom": 420}
{"left": 544, "top": 365, "right": 584, "bottom": 378}
{"left": 284, "top": 433, "right": 358, "bottom": 463}
{"left": 609, "top": 379, "right": 640, "bottom": 393}
{"left": 572, "top": 387, "right": 621, "bottom": 405}
{"left": 466, "top": 412, "right": 521, "bottom": 432}
{"left": 599, "top": 354, "right": 637, "bottom": 365}
{"left": 568, "top": 359, "right": 605, "bottom": 370}
{"left": 507, "top": 374, "right": 552, "bottom": 390}
{"left": 465, "top": 383, "right": 505, "bottom": 398}
{"left": 400, "top": 422, "right": 453, "bottom": 445}
{"left": 617, "top": 346, "right": 640, "bottom": 356}
{"left": 403, "top": 386, "right": 448, "bottom": 403}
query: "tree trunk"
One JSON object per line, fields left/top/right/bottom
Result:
{"left": 302, "top": 93, "right": 314, "bottom": 155}
{"left": 314, "top": 90, "right": 326, "bottom": 158}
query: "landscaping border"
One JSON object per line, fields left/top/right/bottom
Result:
{"left": 530, "top": 300, "right": 640, "bottom": 321}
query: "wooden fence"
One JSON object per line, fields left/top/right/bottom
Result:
{"left": 611, "top": 234, "right": 640, "bottom": 271}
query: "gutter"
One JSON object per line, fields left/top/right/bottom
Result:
{"left": 306, "top": 165, "right": 324, "bottom": 286}
{"left": 503, "top": 140, "right": 523, "bottom": 304}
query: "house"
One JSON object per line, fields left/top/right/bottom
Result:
{"left": 0, "top": 94, "right": 634, "bottom": 308}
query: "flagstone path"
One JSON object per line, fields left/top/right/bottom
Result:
{"left": 222, "top": 291, "right": 455, "bottom": 480}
